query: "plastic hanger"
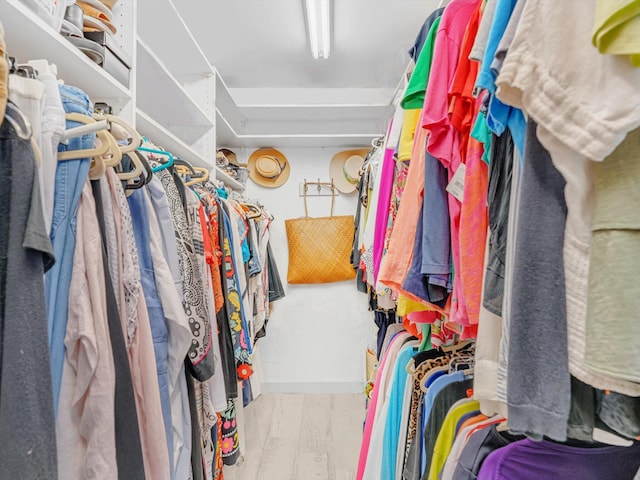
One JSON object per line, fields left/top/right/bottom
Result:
{"left": 124, "top": 151, "right": 154, "bottom": 191}
{"left": 242, "top": 202, "right": 263, "bottom": 219}
{"left": 419, "top": 365, "right": 449, "bottom": 393}
{"left": 95, "top": 113, "right": 142, "bottom": 154}
{"left": 137, "top": 151, "right": 154, "bottom": 185}
{"left": 88, "top": 148, "right": 107, "bottom": 180}
{"left": 174, "top": 158, "right": 197, "bottom": 177}
{"left": 116, "top": 151, "right": 144, "bottom": 181}
{"left": 174, "top": 158, "right": 210, "bottom": 186}
{"left": 441, "top": 339, "right": 475, "bottom": 354}
{"left": 138, "top": 146, "right": 174, "bottom": 172}
{"left": 99, "top": 129, "right": 123, "bottom": 167}
{"left": 184, "top": 167, "right": 210, "bottom": 186}
{"left": 58, "top": 113, "right": 113, "bottom": 161}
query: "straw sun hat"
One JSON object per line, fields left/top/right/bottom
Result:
{"left": 247, "top": 148, "right": 290, "bottom": 188}
{"left": 329, "top": 149, "right": 370, "bottom": 193}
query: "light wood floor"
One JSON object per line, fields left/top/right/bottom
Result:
{"left": 223, "top": 393, "right": 365, "bottom": 480}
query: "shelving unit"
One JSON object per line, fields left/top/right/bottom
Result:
{"left": 136, "top": 39, "right": 213, "bottom": 144}
{"left": 2, "top": 0, "right": 379, "bottom": 188}
{"left": 1, "top": 0, "right": 132, "bottom": 112}
{"left": 135, "top": 109, "right": 211, "bottom": 168}
{"left": 137, "top": 0, "right": 212, "bottom": 83}
{"left": 136, "top": 109, "right": 244, "bottom": 191}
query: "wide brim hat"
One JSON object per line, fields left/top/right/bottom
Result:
{"left": 329, "top": 148, "right": 370, "bottom": 193}
{"left": 248, "top": 148, "right": 290, "bottom": 188}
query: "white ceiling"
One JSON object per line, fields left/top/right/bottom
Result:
{"left": 174, "top": 0, "right": 439, "bottom": 147}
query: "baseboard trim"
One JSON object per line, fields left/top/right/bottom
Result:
{"left": 261, "top": 381, "right": 363, "bottom": 394}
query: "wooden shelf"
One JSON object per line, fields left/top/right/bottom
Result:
{"left": 136, "top": 109, "right": 244, "bottom": 191}
{"left": 136, "top": 39, "right": 213, "bottom": 144}
{"left": 0, "top": 0, "right": 132, "bottom": 111}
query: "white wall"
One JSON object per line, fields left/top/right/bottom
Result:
{"left": 243, "top": 147, "right": 373, "bottom": 394}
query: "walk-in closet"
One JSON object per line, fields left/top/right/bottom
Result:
{"left": 1, "top": 0, "right": 639, "bottom": 479}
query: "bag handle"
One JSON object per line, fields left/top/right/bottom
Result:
{"left": 303, "top": 180, "right": 335, "bottom": 217}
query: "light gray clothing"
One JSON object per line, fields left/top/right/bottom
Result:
{"left": 585, "top": 127, "right": 640, "bottom": 383}
{"left": 496, "top": 143, "right": 521, "bottom": 406}
{"left": 470, "top": 0, "right": 498, "bottom": 62}
{"left": 492, "top": 0, "right": 527, "bottom": 75}
{"left": 148, "top": 176, "right": 183, "bottom": 298}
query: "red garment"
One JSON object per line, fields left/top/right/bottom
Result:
{"left": 204, "top": 201, "right": 225, "bottom": 314}
{"left": 449, "top": 1, "right": 483, "bottom": 158}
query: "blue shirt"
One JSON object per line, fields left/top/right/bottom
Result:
{"left": 381, "top": 344, "right": 418, "bottom": 479}
{"left": 474, "top": 0, "right": 525, "bottom": 156}
{"left": 420, "top": 371, "right": 466, "bottom": 474}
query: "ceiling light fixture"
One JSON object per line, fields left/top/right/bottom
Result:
{"left": 304, "top": 0, "right": 331, "bottom": 59}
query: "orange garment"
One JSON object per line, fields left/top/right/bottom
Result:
{"left": 377, "top": 124, "right": 447, "bottom": 315}
{"left": 403, "top": 316, "right": 423, "bottom": 339}
{"left": 201, "top": 202, "right": 224, "bottom": 314}
{"left": 458, "top": 135, "right": 488, "bottom": 329}
{"left": 458, "top": 413, "right": 489, "bottom": 434}
{"left": 377, "top": 122, "right": 427, "bottom": 294}
{"left": 208, "top": 218, "right": 225, "bottom": 314}
{"left": 463, "top": 416, "right": 506, "bottom": 441}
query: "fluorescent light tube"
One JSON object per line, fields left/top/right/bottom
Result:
{"left": 305, "top": 0, "right": 331, "bottom": 59}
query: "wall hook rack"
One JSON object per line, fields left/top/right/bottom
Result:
{"left": 299, "top": 178, "right": 339, "bottom": 196}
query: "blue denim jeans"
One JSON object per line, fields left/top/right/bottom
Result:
{"left": 128, "top": 189, "right": 174, "bottom": 474}
{"left": 46, "top": 85, "right": 93, "bottom": 416}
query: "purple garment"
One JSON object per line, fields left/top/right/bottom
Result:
{"left": 372, "top": 147, "right": 398, "bottom": 283}
{"left": 477, "top": 439, "right": 640, "bottom": 480}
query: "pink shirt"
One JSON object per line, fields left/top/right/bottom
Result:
{"left": 57, "top": 182, "right": 118, "bottom": 480}
{"left": 373, "top": 147, "right": 397, "bottom": 283}
{"left": 421, "top": 0, "right": 482, "bottom": 329}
